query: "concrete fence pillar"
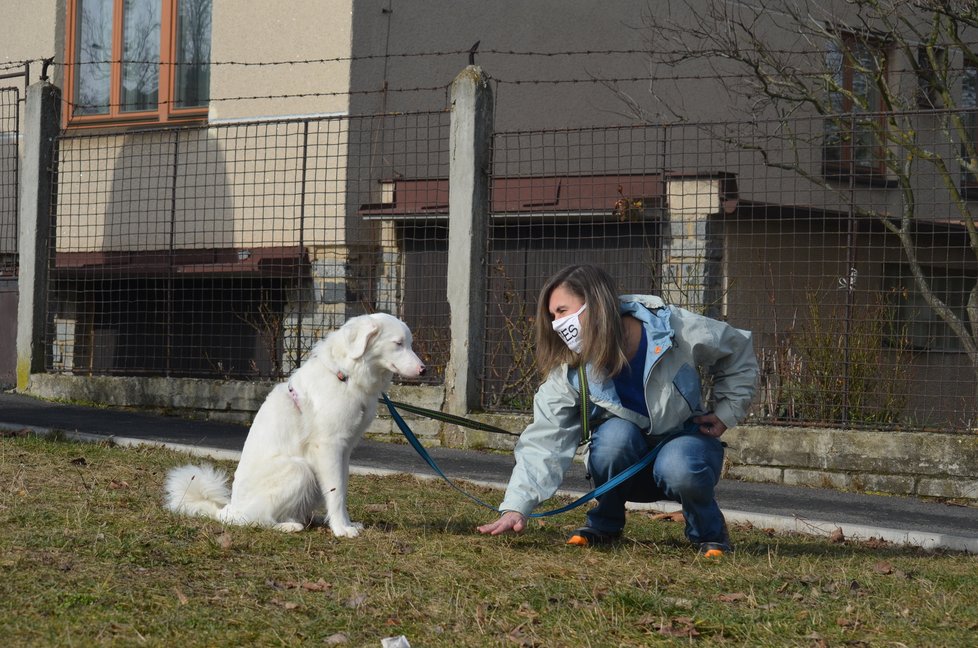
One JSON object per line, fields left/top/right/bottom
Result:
{"left": 16, "top": 81, "right": 60, "bottom": 390}
{"left": 444, "top": 66, "right": 493, "bottom": 414}
{"left": 662, "top": 175, "right": 726, "bottom": 319}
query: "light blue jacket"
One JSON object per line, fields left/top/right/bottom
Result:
{"left": 498, "top": 295, "right": 758, "bottom": 517}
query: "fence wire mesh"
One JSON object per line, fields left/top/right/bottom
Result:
{"left": 40, "top": 101, "right": 978, "bottom": 431}
{"left": 0, "top": 87, "right": 18, "bottom": 276}
{"left": 484, "top": 125, "right": 666, "bottom": 410}
{"left": 46, "top": 111, "right": 450, "bottom": 380}
{"left": 484, "top": 113, "right": 978, "bottom": 430}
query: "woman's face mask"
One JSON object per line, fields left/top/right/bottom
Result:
{"left": 551, "top": 303, "right": 587, "bottom": 353}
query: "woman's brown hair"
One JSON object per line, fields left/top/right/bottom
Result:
{"left": 534, "top": 264, "right": 628, "bottom": 381}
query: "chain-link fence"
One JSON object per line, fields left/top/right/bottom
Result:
{"left": 0, "top": 87, "right": 18, "bottom": 276}
{"left": 483, "top": 125, "right": 666, "bottom": 410}
{"left": 47, "top": 111, "right": 450, "bottom": 380}
{"left": 39, "top": 99, "right": 978, "bottom": 431}
{"left": 483, "top": 112, "right": 978, "bottom": 431}
{"left": 0, "top": 86, "right": 19, "bottom": 388}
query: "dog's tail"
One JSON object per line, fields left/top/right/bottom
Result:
{"left": 164, "top": 463, "right": 230, "bottom": 520}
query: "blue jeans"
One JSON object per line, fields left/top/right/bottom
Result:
{"left": 585, "top": 416, "right": 726, "bottom": 545}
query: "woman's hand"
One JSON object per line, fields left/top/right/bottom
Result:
{"left": 693, "top": 412, "right": 727, "bottom": 438}
{"left": 477, "top": 510, "right": 527, "bottom": 536}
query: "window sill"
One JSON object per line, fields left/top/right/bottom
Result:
{"left": 822, "top": 163, "right": 898, "bottom": 189}
{"left": 64, "top": 112, "right": 209, "bottom": 132}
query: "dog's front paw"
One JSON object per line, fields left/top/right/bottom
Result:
{"left": 330, "top": 522, "right": 364, "bottom": 538}
{"left": 274, "top": 521, "right": 306, "bottom": 533}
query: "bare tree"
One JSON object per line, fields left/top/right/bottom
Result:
{"left": 632, "top": 0, "right": 978, "bottom": 399}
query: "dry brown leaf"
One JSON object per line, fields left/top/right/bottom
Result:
{"left": 108, "top": 480, "right": 130, "bottom": 489}
{"left": 216, "top": 532, "right": 233, "bottom": 550}
{"left": 516, "top": 602, "right": 539, "bottom": 620}
{"left": 301, "top": 578, "right": 331, "bottom": 592}
{"left": 391, "top": 541, "right": 414, "bottom": 555}
{"left": 325, "top": 633, "right": 349, "bottom": 645}
{"left": 657, "top": 616, "right": 699, "bottom": 638}
{"left": 271, "top": 599, "right": 299, "bottom": 610}
{"left": 828, "top": 527, "right": 845, "bottom": 543}
{"left": 718, "top": 592, "right": 749, "bottom": 603}
{"left": 173, "top": 587, "right": 188, "bottom": 605}
{"left": 803, "top": 632, "right": 828, "bottom": 647}
{"left": 505, "top": 625, "right": 534, "bottom": 646}
{"left": 873, "top": 561, "right": 894, "bottom": 575}
{"left": 346, "top": 593, "right": 368, "bottom": 608}
{"left": 635, "top": 613, "right": 659, "bottom": 628}
{"left": 651, "top": 511, "right": 686, "bottom": 523}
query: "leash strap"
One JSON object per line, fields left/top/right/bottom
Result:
{"left": 379, "top": 397, "right": 518, "bottom": 437}
{"left": 382, "top": 392, "right": 685, "bottom": 519}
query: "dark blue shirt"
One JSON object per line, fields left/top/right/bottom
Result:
{"left": 612, "top": 324, "right": 649, "bottom": 417}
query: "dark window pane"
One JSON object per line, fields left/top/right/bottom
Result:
{"left": 174, "top": 0, "right": 212, "bottom": 109}
{"left": 75, "top": 0, "right": 113, "bottom": 116}
{"left": 121, "top": 0, "right": 161, "bottom": 113}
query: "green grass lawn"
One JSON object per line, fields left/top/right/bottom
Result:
{"left": 2, "top": 432, "right": 977, "bottom": 647}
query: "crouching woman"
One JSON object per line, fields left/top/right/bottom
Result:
{"left": 477, "top": 264, "right": 758, "bottom": 557}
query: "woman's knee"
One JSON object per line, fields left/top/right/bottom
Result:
{"left": 653, "top": 435, "right": 723, "bottom": 497}
{"left": 588, "top": 418, "right": 647, "bottom": 472}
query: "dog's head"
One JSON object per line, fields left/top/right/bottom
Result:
{"left": 343, "top": 313, "right": 426, "bottom": 379}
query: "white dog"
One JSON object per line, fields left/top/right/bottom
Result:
{"left": 164, "top": 313, "right": 425, "bottom": 536}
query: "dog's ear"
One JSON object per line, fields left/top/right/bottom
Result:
{"left": 346, "top": 317, "right": 380, "bottom": 359}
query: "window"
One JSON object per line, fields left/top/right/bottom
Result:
{"left": 65, "top": 0, "right": 212, "bottom": 126}
{"left": 917, "top": 45, "right": 947, "bottom": 109}
{"left": 884, "top": 264, "right": 976, "bottom": 352}
{"left": 961, "top": 64, "right": 978, "bottom": 190}
{"left": 824, "top": 33, "right": 888, "bottom": 178}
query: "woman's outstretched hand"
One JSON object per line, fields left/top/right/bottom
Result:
{"left": 477, "top": 510, "right": 527, "bottom": 535}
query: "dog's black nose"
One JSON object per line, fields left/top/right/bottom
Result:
{"left": 419, "top": 365, "right": 426, "bottom": 376}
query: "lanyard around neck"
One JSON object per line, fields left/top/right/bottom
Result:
{"left": 577, "top": 364, "right": 591, "bottom": 446}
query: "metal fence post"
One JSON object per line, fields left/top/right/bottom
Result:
{"left": 445, "top": 66, "right": 493, "bottom": 414}
{"left": 16, "top": 81, "right": 60, "bottom": 390}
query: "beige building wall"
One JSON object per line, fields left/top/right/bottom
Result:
{"left": 208, "top": 0, "right": 354, "bottom": 121}
{"left": 55, "top": 119, "right": 350, "bottom": 253}
{"left": 51, "top": 0, "right": 358, "bottom": 255}
{"left": 0, "top": 1, "right": 58, "bottom": 65}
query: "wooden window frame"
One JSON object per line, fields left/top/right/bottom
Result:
{"left": 64, "top": 0, "right": 209, "bottom": 128}
{"left": 961, "top": 63, "right": 978, "bottom": 194}
{"left": 823, "top": 32, "right": 889, "bottom": 181}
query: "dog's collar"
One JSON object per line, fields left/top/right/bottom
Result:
{"left": 287, "top": 370, "right": 348, "bottom": 412}
{"left": 288, "top": 380, "right": 303, "bottom": 412}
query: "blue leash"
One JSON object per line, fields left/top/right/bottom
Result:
{"left": 381, "top": 393, "right": 683, "bottom": 518}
